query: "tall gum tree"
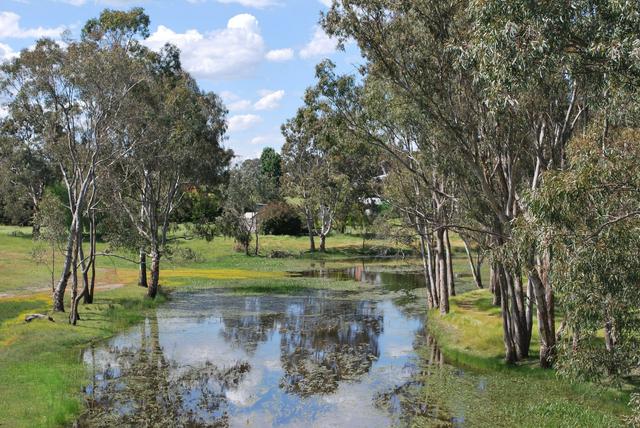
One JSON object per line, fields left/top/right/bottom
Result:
{"left": 109, "top": 45, "right": 231, "bottom": 299}
{"left": 1, "top": 9, "right": 150, "bottom": 312}
{"left": 322, "top": 0, "right": 640, "bottom": 365}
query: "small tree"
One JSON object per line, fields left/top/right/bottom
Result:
{"left": 32, "top": 190, "right": 67, "bottom": 291}
{"left": 220, "top": 160, "right": 270, "bottom": 255}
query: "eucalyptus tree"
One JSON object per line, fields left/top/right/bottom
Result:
{"left": 281, "top": 89, "right": 358, "bottom": 253}
{"left": 467, "top": 0, "right": 640, "bottom": 367}
{"left": 521, "top": 129, "right": 640, "bottom": 383}
{"left": 322, "top": 0, "right": 640, "bottom": 365}
{"left": 322, "top": 0, "right": 541, "bottom": 362}
{"left": 281, "top": 106, "right": 320, "bottom": 252}
{"left": 0, "top": 120, "right": 56, "bottom": 237}
{"left": 0, "top": 9, "right": 151, "bottom": 314}
{"left": 219, "top": 159, "right": 268, "bottom": 255}
{"left": 109, "top": 46, "right": 231, "bottom": 298}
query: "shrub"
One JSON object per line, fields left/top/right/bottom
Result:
{"left": 259, "top": 202, "right": 303, "bottom": 236}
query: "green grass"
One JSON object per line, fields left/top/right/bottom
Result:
{"left": 0, "top": 286, "right": 166, "bottom": 427}
{"left": 421, "top": 289, "right": 631, "bottom": 426}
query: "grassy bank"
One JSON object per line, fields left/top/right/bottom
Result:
{"left": 0, "top": 287, "right": 166, "bottom": 427}
{"left": 421, "top": 290, "right": 631, "bottom": 427}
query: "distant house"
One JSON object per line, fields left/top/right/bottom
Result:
{"left": 243, "top": 204, "right": 266, "bottom": 232}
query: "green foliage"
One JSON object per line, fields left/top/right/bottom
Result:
{"left": 219, "top": 160, "right": 269, "bottom": 253}
{"left": 259, "top": 201, "right": 303, "bottom": 236}
{"left": 81, "top": 7, "right": 150, "bottom": 42}
{"left": 259, "top": 147, "right": 282, "bottom": 193}
{"left": 523, "top": 130, "right": 640, "bottom": 383}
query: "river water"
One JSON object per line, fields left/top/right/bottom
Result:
{"left": 79, "top": 269, "right": 441, "bottom": 427}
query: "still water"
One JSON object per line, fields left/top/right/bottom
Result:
{"left": 79, "top": 285, "right": 428, "bottom": 427}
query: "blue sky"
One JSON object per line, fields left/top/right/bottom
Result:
{"left": 0, "top": 0, "right": 362, "bottom": 160}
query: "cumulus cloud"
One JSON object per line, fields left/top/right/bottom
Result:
{"left": 228, "top": 114, "right": 262, "bottom": 132}
{"left": 265, "top": 48, "right": 293, "bottom": 62}
{"left": 144, "top": 14, "right": 265, "bottom": 81}
{"left": 0, "top": 43, "right": 17, "bottom": 61}
{"left": 228, "top": 99, "right": 252, "bottom": 111}
{"left": 56, "top": 0, "right": 150, "bottom": 5}
{"left": 248, "top": 134, "right": 283, "bottom": 147}
{"left": 254, "top": 89, "right": 284, "bottom": 111}
{"left": 318, "top": 0, "right": 332, "bottom": 6}
{"left": 0, "top": 11, "right": 65, "bottom": 39}
{"left": 216, "top": 0, "right": 280, "bottom": 8}
{"left": 221, "top": 89, "right": 285, "bottom": 112}
{"left": 220, "top": 90, "right": 252, "bottom": 111}
{"left": 299, "top": 26, "right": 337, "bottom": 59}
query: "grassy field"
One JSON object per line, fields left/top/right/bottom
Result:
{"left": 0, "top": 225, "right": 633, "bottom": 426}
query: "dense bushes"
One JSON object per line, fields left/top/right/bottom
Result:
{"left": 259, "top": 202, "right": 302, "bottom": 236}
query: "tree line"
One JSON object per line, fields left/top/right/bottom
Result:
{"left": 279, "top": 0, "right": 640, "bottom": 390}
{"left": 0, "top": 9, "right": 231, "bottom": 323}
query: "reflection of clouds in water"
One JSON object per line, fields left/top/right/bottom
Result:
{"left": 226, "top": 365, "right": 263, "bottom": 407}
{"left": 83, "top": 290, "right": 424, "bottom": 427}
{"left": 385, "top": 344, "right": 414, "bottom": 358}
{"left": 262, "top": 358, "right": 281, "bottom": 371}
{"left": 158, "top": 317, "right": 247, "bottom": 367}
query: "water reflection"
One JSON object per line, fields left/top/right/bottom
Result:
{"left": 80, "top": 290, "right": 424, "bottom": 427}
{"left": 82, "top": 315, "right": 248, "bottom": 427}
{"left": 293, "top": 263, "right": 427, "bottom": 292}
{"left": 278, "top": 298, "right": 382, "bottom": 396}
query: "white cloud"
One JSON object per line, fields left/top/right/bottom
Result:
{"left": 144, "top": 14, "right": 265, "bottom": 81}
{"left": 0, "top": 105, "right": 8, "bottom": 119}
{"left": 0, "top": 11, "right": 65, "bottom": 39}
{"left": 228, "top": 99, "right": 252, "bottom": 111}
{"left": 222, "top": 89, "right": 284, "bottom": 112}
{"left": 0, "top": 42, "right": 17, "bottom": 61}
{"left": 228, "top": 114, "right": 262, "bottom": 132}
{"left": 248, "top": 134, "right": 283, "bottom": 147}
{"left": 253, "top": 89, "right": 284, "bottom": 111}
{"left": 220, "top": 90, "right": 251, "bottom": 111}
{"left": 249, "top": 136, "right": 267, "bottom": 145}
{"left": 299, "top": 26, "right": 337, "bottom": 59}
{"left": 216, "top": 0, "right": 280, "bottom": 8}
{"left": 265, "top": 48, "right": 293, "bottom": 62}
{"left": 57, "top": 0, "right": 150, "bottom": 5}
{"left": 318, "top": 0, "right": 332, "bottom": 6}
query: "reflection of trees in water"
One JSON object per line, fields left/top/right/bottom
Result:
{"left": 374, "top": 330, "right": 451, "bottom": 426}
{"left": 219, "top": 297, "right": 279, "bottom": 355}
{"left": 217, "top": 295, "right": 385, "bottom": 397}
{"left": 278, "top": 298, "right": 383, "bottom": 396}
{"left": 81, "top": 314, "right": 249, "bottom": 427}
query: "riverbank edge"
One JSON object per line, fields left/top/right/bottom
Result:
{"left": 0, "top": 285, "right": 168, "bottom": 427}
{"left": 423, "top": 289, "right": 632, "bottom": 426}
